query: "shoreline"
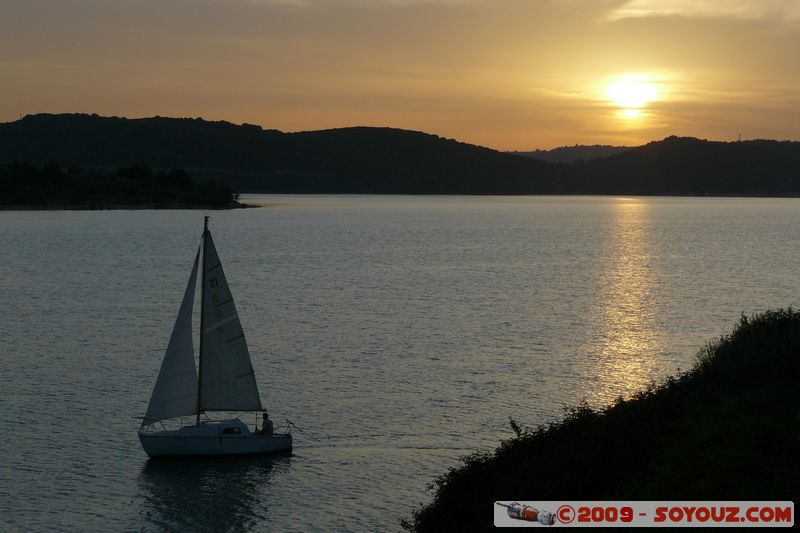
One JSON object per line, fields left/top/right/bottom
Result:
{"left": 4, "top": 194, "right": 800, "bottom": 211}
{"left": 0, "top": 202, "right": 258, "bottom": 211}
{"left": 5, "top": 192, "right": 800, "bottom": 212}
{"left": 237, "top": 192, "right": 800, "bottom": 198}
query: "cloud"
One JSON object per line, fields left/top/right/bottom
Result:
{"left": 609, "top": 0, "right": 800, "bottom": 22}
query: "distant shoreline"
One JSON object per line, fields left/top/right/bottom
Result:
{"left": 4, "top": 193, "right": 800, "bottom": 211}
{"left": 4, "top": 115, "right": 800, "bottom": 197}
{"left": 0, "top": 162, "right": 244, "bottom": 211}
{"left": 238, "top": 192, "right": 800, "bottom": 198}
{"left": 0, "top": 202, "right": 256, "bottom": 211}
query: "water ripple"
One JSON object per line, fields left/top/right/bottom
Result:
{"left": 2, "top": 196, "right": 799, "bottom": 531}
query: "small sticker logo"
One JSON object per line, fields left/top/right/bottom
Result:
{"left": 496, "top": 502, "right": 555, "bottom": 526}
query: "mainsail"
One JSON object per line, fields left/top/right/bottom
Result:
{"left": 143, "top": 248, "right": 200, "bottom": 423}
{"left": 199, "top": 232, "right": 263, "bottom": 412}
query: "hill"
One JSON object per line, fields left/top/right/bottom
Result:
{"left": 1, "top": 114, "right": 800, "bottom": 196}
{"left": 571, "top": 136, "right": 800, "bottom": 195}
{"left": 510, "top": 144, "right": 632, "bottom": 163}
{"left": 403, "top": 309, "right": 800, "bottom": 531}
{"left": 0, "top": 114, "right": 555, "bottom": 194}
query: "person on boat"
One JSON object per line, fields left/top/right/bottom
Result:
{"left": 260, "top": 411, "right": 273, "bottom": 436}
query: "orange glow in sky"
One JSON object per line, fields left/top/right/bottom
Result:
{"left": 1, "top": 1, "right": 798, "bottom": 150}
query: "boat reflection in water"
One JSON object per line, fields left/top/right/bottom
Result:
{"left": 138, "top": 454, "right": 291, "bottom": 532}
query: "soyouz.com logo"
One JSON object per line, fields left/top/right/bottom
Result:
{"left": 493, "top": 501, "right": 794, "bottom": 527}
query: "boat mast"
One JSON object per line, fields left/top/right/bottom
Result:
{"left": 196, "top": 216, "right": 209, "bottom": 426}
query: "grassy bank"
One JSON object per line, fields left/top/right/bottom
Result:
{"left": 404, "top": 309, "right": 800, "bottom": 532}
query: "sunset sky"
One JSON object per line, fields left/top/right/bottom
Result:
{"left": 2, "top": 0, "right": 799, "bottom": 149}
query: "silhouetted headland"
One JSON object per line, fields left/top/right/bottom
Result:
{"left": 2, "top": 113, "right": 800, "bottom": 196}
{"left": 0, "top": 161, "right": 241, "bottom": 209}
{"left": 402, "top": 309, "right": 800, "bottom": 532}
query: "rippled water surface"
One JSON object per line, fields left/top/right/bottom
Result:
{"left": 2, "top": 195, "right": 799, "bottom": 531}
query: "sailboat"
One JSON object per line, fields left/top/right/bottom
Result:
{"left": 139, "top": 217, "right": 292, "bottom": 457}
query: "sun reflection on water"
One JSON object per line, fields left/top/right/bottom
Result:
{"left": 586, "top": 199, "right": 663, "bottom": 405}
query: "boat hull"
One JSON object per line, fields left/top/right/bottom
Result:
{"left": 139, "top": 419, "right": 292, "bottom": 458}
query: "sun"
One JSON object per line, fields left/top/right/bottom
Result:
{"left": 605, "top": 75, "right": 658, "bottom": 110}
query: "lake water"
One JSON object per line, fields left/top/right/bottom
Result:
{"left": 2, "top": 195, "right": 799, "bottom": 531}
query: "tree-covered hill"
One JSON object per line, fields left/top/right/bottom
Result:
{"left": 0, "top": 162, "right": 238, "bottom": 208}
{"left": 1, "top": 114, "right": 799, "bottom": 196}
{"left": 573, "top": 136, "right": 800, "bottom": 195}
{"left": 0, "top": 114, "right": 554, "bottom": 194}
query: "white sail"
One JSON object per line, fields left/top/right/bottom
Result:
{"left": 144, "top": 248, "right": 200, "bottom": 423}
{"left": 199, "top": 232, "right": 263, "bottom": 412}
